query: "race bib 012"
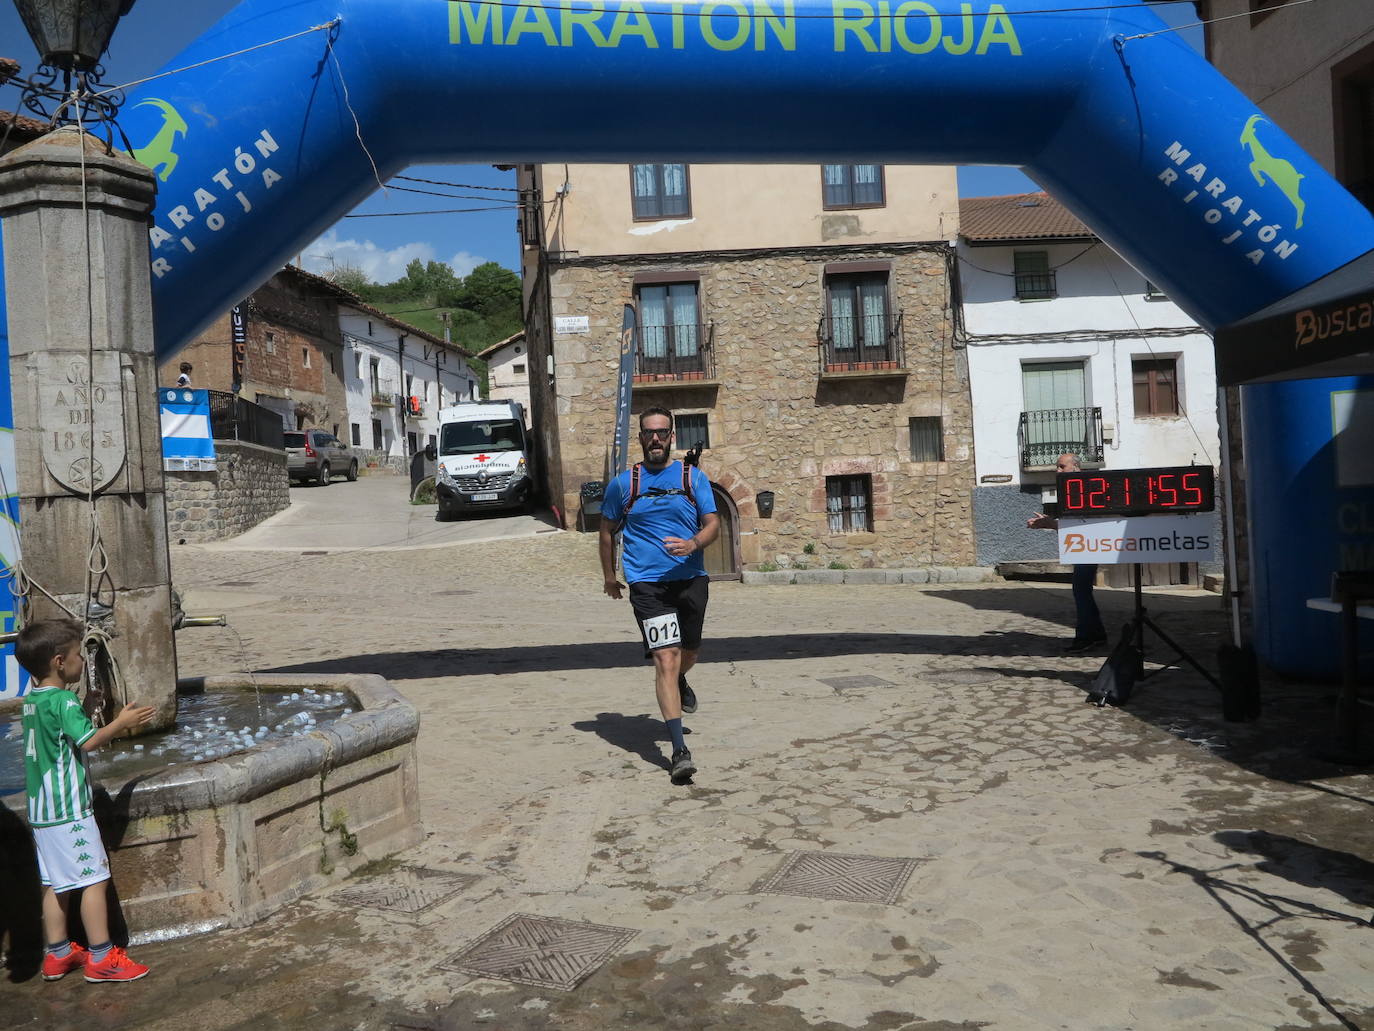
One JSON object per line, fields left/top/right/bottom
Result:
{"left": 642, "top": 611, "right": 681, "bottom": 650}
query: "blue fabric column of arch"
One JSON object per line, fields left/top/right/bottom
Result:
{"left": 2, "top": 0, "right": 1373, "bottom": 679}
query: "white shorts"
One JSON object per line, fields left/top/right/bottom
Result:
{"left": 33, "top": 818, "right": 111, "bottom": 894}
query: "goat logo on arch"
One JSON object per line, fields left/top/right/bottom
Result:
{"left": 1239, "top": 114, "right": 1305, "bottom": 229}
{"left": 128, "top": 98, "right": 188, "bottom": 182}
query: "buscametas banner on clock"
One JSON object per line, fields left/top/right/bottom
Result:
{"left": 1057, "top": 515, "right": 1218, "bottom": 564}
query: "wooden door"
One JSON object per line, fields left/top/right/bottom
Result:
{"left": 702, "top": 485, "right": 739, "bottom": 580}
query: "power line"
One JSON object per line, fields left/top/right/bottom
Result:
{"left": 343, "top": 205, "right": 518, "bottom": 218}
{"left": 394, "top": 174, "right": 520, "bottom": 193}
{"left": 384, "top": 183, "right": 524, "bottom": 203}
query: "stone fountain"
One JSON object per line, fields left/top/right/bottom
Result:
{"left": 0, "top": 11, "right": 420, "bottom": 948}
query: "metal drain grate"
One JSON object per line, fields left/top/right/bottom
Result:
{"left": 331, "top": 868, "right": 477, "bottom": 914}
{"left": 434, "top": 590, "right": 474, "bottom": 596}
{"left": 753, "top": 850, "right": 920, "bottom": 905}
{"left": 438, "top": 913, "right": 638, "bottom": 991}
{"left": 218, "top": 581, "right": 259, "bottom": 587}
{"left": 819, "top": 675, "right": 896, "bottom": 692}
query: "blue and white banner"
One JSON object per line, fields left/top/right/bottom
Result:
{"left": 160, "top": 388, "right": 216, "bottom": 471}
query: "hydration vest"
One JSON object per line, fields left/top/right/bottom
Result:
{"left": 624, "top": 460, "right": 696, "bottom": 514}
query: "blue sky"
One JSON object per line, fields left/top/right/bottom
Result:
{"left": 0, "top": 1, "right": 1203, "bottom": 284}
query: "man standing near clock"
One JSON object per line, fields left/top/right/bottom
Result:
{"left": 1027, "top": 452, "right": 1108, "bottom": 652}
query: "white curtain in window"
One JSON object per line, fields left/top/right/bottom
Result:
{"left": 861, "top": 280, "right": 886, "bottom": 348}
{"left": 830, "top": 286, "right": 856, "bottom": 351}
{"left": 669, "top": 284, "right": 697, "bottom": 356}
{"left": 662, "top": 164, "right": 685, "bottom": 200}
{"left": 826, "top": 484, "right": 844, "bottom": 533}
{"left": 639, "top": 287, "right": 668, "bottom": 358}
{"left": 852, "top": 164, "right": 881, "bottom": 205}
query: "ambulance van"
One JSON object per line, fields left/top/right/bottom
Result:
{"left": 434, "top": 400, "right": 535, "bottom": 518}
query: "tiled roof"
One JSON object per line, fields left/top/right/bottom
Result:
{"left": 477, "top": 330, "right": 524, "bottom": 359}
{"left": 282, "top": 264, "right": 473, "bottom": 358}
{"left": 958, "top": 192, "right": 1095, "bottom": 244}
{"left": 0, "top": 108, "right": 48, "bottom": 141}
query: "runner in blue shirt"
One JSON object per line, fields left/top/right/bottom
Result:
{"left": 600, "top": 407, "right": 719, "bottom": 784}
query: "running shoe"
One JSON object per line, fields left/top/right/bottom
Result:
{"left": 678, "top": 674, "right": 698, "bottom": 714}
{"left": 84, "top": 946, "right": 150, "bottom": 983}
{"left": 670, "top": 747, "right": 697, "bottom": 784}
{"left": 41, "top": 942, "right": 88, "bottom": 981}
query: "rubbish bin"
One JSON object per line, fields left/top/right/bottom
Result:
{"left": 410, "top": 445, "right": 436, "bottom": 498}
{"left": 579, "top": 480, "right": 605, "bottom": 532}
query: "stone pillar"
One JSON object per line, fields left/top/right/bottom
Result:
{"left": 0, "top": 128, "right": 176, "bottom": 731}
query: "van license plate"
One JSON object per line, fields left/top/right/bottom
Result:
{"left": 471, "top": 492, "right": 498, "bottom": 502}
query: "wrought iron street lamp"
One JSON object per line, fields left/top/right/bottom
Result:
{"left": 12, "top": 0, "right": 137, "bottom": 72}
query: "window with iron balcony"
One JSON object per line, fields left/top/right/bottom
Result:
{"left": 1014, "top": 250, "right": 1056, "bottom": 300}
{"left": 634, "top": 279, "right": 713, "bottom": 381}
{"left": 820, "top": 270, "right": 902, "bottom": 371}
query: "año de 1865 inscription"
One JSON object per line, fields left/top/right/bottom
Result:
{"left": 39, "top": 353, "right": 127, "bottom": 493}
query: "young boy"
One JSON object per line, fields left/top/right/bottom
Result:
{"left": 18, "top": 618, "right": 155, "bottom": 983}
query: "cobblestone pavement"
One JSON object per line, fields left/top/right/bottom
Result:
{"left": 6, "top": 530, "right": 1373, "bottom": 1031}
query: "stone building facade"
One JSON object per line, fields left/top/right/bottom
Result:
{"left": 161, "top": 264, "right": 349, "bottom": 437}
{"left": 519, "top": 163, "right": 975, "bottom": 574}
{"left": 163, "top": 441, "right": 289, "bottom": 543}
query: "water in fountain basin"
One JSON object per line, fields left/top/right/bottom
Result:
{"left": 0, "top": 687, "right": 356, "bottom": 793}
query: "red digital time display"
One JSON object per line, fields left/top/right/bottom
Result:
{"left": 1056, "top": 466, "right": 1215, "bottom": 518}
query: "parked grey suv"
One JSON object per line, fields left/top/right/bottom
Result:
{"left": 284, "top": 429, "right": 358, "bottom": 486}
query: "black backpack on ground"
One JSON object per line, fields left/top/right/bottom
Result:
{"left": 1087, "top": 625, "right": 1142, "bottom": 707}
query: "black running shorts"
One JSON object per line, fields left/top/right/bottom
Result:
{"left": 629, "top": 576, "right": 709, "bottom": 655}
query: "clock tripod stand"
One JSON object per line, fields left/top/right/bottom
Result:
{"left": 1123, "top": 562, "right": 1222, "bottom": 690}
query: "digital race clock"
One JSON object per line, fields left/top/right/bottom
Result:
{"left": 1056, "top": 465, "right": 1216, "bottom": 518}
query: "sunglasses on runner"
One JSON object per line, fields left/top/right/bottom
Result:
{"left": 640, "top": 428, "right": 672, "bottom": 439}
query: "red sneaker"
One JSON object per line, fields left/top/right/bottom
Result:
{"left": 41, "top": 942, "right": 89, "bottom": 981}
{"left": 83, "top": 946, "right": 149, "bottom": 983}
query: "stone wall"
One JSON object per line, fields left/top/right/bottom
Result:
{"left": 165, "top": 441, "right": 289, "bottom": 542}
{"left": 546, "top": 244, "right": 978, "bottom": 568}
{"left": 353, "top": 448, "right": 407, "bottom": 474}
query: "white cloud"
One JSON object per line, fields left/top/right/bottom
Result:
{"left": 300, "top": 229, "right": 434, "bottom": 284}
{"left": 448, "top": 250, "right": 485, "bottom": 277}
{"left": 300, "top": 231, "right": 493, "bottom": 285}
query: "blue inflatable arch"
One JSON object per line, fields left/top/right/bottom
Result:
{"left": 4, "top": 0, "right": 1373, "bottom": 675}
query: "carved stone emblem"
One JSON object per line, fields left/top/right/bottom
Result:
{"left": 39, "top": 354, "right": 127, "bottom": 494}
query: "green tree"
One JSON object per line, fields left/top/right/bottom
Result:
{"left": 456, "top": 262, "right": 522, "bottom": 325}
{"left": 326, "top": 262, "right": 372, "bottom": 295}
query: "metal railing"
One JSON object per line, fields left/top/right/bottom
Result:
{"left": 207, "top": 390, "right": 284, "bottom": 449}
{"left": 635, "top": 322, "right": 716, "bottom": 380}
{"left": 1018, "top": 406, "right": 1104, "bottom": 468}
{"left": 817, "top": 311, "right": 905, "bottom": 371}
{"left": 1015, "top": 271, "right": 1057, "bottom": 300}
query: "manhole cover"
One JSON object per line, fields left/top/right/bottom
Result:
{"left": 218, "top": 581, "right": 259, "bottom": 587}
{"left": 935, "top": 671, "right": 1002, "bottom": 685}
{"left": 438, "top": 913, "right": 638, "bottom": 991}
{"left": 331, "top": 868, "right": 477, "bottom": 914}
{"left": 753, "top": 851, "right": 920, "bottom": 905}
{"left": 434, "top": 590, "right": 474, "bottom": 596}
{"left": 819, "top": 675, "right": 895, "bottom": 692}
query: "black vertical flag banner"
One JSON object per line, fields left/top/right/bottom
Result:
{"left": 230, "top": 303, "right": 247, "bottom": 393}
{"left": 611, "top": 304, "right": 637, "bottom": 477}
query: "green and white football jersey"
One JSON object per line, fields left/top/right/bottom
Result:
{"left": 21, "top": 686, "right": 97, "bottom": 828}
